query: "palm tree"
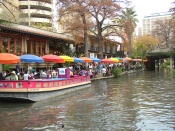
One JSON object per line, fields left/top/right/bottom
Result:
{"left": 118, "top": 7, "right": 138, "bottom": 57}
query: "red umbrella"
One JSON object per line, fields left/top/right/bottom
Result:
{"left": 101, "top": 59, "right": 114, "bottom": 63}
{"left": 42, "top": 54, "right": 64, "bottom": 63}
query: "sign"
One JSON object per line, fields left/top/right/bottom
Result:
{"left": 59, "top": 68, "right": 66, "bottom": 75}
{"left": 90, "top": 53, "right": 94, "bottom": 58}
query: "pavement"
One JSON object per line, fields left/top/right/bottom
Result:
{"left": 91, "top": 69, "right": 144, "bottom": 81}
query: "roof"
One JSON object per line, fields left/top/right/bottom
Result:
{"left": 0, "top": 23, "right": 75, "bottom": 41}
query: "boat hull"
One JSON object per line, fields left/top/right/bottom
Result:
{"left": 0, "top": 76, "right": 91, "bottom": 102}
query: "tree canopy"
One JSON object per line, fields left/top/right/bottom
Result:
{"left": 132, "top": 35, "right": 159, "bottom": 60}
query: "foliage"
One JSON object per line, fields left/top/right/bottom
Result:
{"left": 171, "top": 69, "right": 175, "bottom": 77}
{"left": 2, "top": 64, "right": 10, "bottom": 71}
{"left": 165, "top": 61, "right": 170, "bottom": 65}
{"left": 161, "top": 63, "right": 167, "bottom": 68}
{"left": 113, "top": 67, "right": 122, "bottom": 78}
{"left": 132, "top": 35, "right": 159, "bottom": 60}
{"left": 117, "top": 7, "right": 138, "bottom": 57}
{"left": 152, "top": 19, "right": 175, "bottom": 48}
{"left": 58, "top": 0, "right": 126, "bottom": 58}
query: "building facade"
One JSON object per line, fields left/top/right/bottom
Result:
{"left": 139, "top": 12, "right": 172, "bottom": 36}
{"left": 19, "top": 0, "right": 52, "bottom": 29}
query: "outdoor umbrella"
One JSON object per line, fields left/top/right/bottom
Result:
{"left": 0, "top": 53, "right": 20, "bottom": 64}
{"left": 59, "top": 55, "right": 74, "bottom": 62}
{"left": 90, "top": 57, "right": 101, "bottom": 62}
{"left": 73, "top": 57, "right": 84, "bottom": 63}
{"left": 101, "top": 59, "right": 114, "bottom": 63}
{"left": 20, "top": 54, "right": 44, "bottom": 63}
{"left": 80, "top": 57, "right": 93, "bottom": 62}
{"left": 42, "top": 54, "right": 64, "bottom": 63}
{"left": 109, "top": 58, "right": 119, "bottom": 63}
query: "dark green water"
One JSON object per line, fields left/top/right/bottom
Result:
{"left": 0, "top": 69, "right": 175, "bottom": 131}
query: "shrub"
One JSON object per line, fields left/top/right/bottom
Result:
{"left": 113, "top": 67, "right": 122, "bottom": 78}
{"left": 2, "top": 64, "right": 10, "bottom": 71}
{"left": 161, "top": 63, "right": 167, "bottom": 68}
{"left": 172, "top": 69, "right": 175, "bottom": 77}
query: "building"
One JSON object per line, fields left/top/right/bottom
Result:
{"left": 19, "top": 0, "right": 52, "bottom": 29}
{"left": 139, "top": 12, "right": 172, "bottom": 36}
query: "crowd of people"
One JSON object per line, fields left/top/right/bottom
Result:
{"left": 0, "top": 63, "right": 59, "bottom": 80}
{"left": 0, "top": 61, "right": 142, "bottom": 81}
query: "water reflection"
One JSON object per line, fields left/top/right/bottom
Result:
{"left": 0, "top": 70, "right": 175, "bottom": 130}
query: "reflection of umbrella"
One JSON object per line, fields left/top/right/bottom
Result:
{"left": 116, "top": 57, "right": 123, "bottom": 61}
{"left": 90, "top": 57, "right": 101, "bottom": 62}
{"left": 0, "top": 53, "right": 20, "bottom": 64}
{"left": 123, "top": 57, "right": 132, "bottom": 62}
{"left": 109, "top": 58, "right": 119, "bottom": 63}
{"left": 80, "top": 57, "right": 93, "bottom": 62}
{"left": 73, "top": 57, "right": 84, "bottom": 63}
{"left": 101, "top": 59, "right": 114, "bottom": 63}
{"left": 20, "top": 54, "right": 44, "bottom": 63}
{"left": 133, "top": 59, "right": 142, "bottom": 62}
{"left": 59, "top": 55, "right": 74, "bottom": 62}
{"left": 42, "top": 54, "right": 64, "bottom": 63}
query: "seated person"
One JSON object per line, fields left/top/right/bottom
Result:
{"left": 47, "top": 71, "right": 52, "bottom": 78}
{"left": 41, "top": 70, "right": 47, "bottom": 78}
{"left": 24, "top": 70, "right": 31, "bottom": 80}
{"left": 0, "top": 73, "right": 5, "bottom": 80}
{"left": 10, "top": 71, "right": 18, "bottom": 80}
{"left": 29, "top": 70, "right": 34, "bottom": 79}
{"left": 4, "top": 70, "right": 11, "bottom": 80}
{"left": 52, "top": 70, "right": 57, "bottom": 78}
{"left": 18, "top": 72, "right": 24, "bottom": 80}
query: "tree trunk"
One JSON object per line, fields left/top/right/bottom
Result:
{"left": 128, "top": 34, "right": 132, "bottom": 57}
{"left": 81, "top": 13, "right": 88, "bottom": 57}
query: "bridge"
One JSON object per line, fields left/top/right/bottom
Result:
{"left": 145, "top": 47, "right": 175, "bottom": 70}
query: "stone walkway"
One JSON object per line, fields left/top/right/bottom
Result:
{"left": 91, "top": 69, "right": 144, "bottom": 81}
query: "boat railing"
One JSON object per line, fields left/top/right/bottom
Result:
{"left": 0, "top": 76, "right": 90, "bottom": 89}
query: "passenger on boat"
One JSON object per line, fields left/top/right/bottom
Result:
{"left": 16, "top": 62, "right": 20, "bottom": 75}
{"left": 0, "top": 73, "right": 5, "bottom": 80}
{"left": 29, "top": 70, "right": 34, "bottom": 79}
{"left": 4, "top": 70, "right": 11, "bottom": 80}
{"left": 41, "top": 70, "right": 47, "bottom": 78}
{"left": 28, "top": 64, "right": 33, "bottom": 73}
{"left": 18, "top": 72, "right": 24, "bottom": 80}
{"left": 10, "top": 71, "right": 18, "bottom": 80}
{"left": 47, "top": 70, "right": 52, "bottom": 78}
{"left": 23, "top": 70, "right": 30, "bottom": 80}
{"left": 52, "top": 70, "right": 57, "bottom": 78}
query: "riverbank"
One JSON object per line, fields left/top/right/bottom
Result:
{"left": 91, "top": 69, "right": 144, "bottom": 81}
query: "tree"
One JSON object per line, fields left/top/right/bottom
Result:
{"left": 152, "top": 19, "right": 175, "bottom": 48}
{"left": 117, "top": 7, "right": 138, "bottom": 57}
{"left": 132, "top": 35, "right": 159, "bottom": 61}
{"left": 58, "top": 0, "right": 94, "bottom": 57}
{"left": 88, "top": 0, "right": 122, "bottom": 58}
{"left": 58, "top": 0, "right": 128, "bottom": 58}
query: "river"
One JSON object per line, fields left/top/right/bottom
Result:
{"left": 0, "top": 69, "right": 175, "bottom": 131}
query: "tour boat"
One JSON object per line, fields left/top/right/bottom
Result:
{"left": 0, "top": 76, "right": 91, "bottom": 102}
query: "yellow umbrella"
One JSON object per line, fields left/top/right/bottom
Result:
{"left": 109, "top": 58, "right": 119, "bottom": 63}
{"left": 59, "top": 55, "right": 74, "bottom": 62}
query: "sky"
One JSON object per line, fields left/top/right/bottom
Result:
{"left": 130, "top": 0, "right": 174, "bottom": 26}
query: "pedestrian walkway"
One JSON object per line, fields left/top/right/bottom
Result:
{"left": 91, "top": 69, "right": 144, "bottom": 81}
